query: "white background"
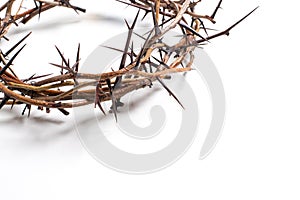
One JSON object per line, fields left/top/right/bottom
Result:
{"left": 1, "top": 0, "right": 300, "bottom": 199}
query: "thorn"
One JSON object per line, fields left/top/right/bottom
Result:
{"left": 211, "top": 0, "right": 223, "bottom": 20}
{"left": 129, "top": 41, "right": 135, "bottom": 63}
{"left": 124, "top": 19, "right": 130, "bottom": 30}
{"left": 197, "top": 6, "right": 259, "bottom": 43}
{"left": 58, "top": 108, "right": 70, "bottom": 115}
{"left": 106, "top": 79, "right": 118, "bottom": 122}
{"left": 101, "top": 45, "right": 134, "bottom": 57}
{"left": 27, "top": 104, "right": 32, "bottom": 117}
{"left": 21, "top": 104, "right": 31, "bottom": 117}
{"left": 156, "top": 77, "right": 185, "bottom": 109}
{"left": 0, "top": 95, "right": 9, "bottom": 110}
{"left": 151, "top": 56, "right": 169, "bottom": 69}
{"left": 115, "top": 10, "right": 140, "bottom": 89}
{"left": 131, "top": 9, "right": 140, "bottom": 29}
{"left": 33, "top": 0, "right": 38, "bottom": 8}
{"left": 179, "top": 22, "right": 208, "bottom": 41}
{"left": 10, "top": 99, "right": 16, "bottom": 110}
{"left": 198, "top": 18, "right": 208, "bottom": 36}
{"left": 141, "top": 10, "right": 150, "bottom": 21}
{"left": 55, "top": 45, "right": 69, "bottom": 67}
{"left": 38, "top": 2, "right": 42, "bottom": 20}
{"left": 95, "top": 82, "right": 106, "bottom": 115}
{"left": 226, "top": 6, "right": 259, "bottom": 33}
{"left": 2, "top": 36, "right": 9, "bottom": 41}
{"left": 134, "top": 28, "right": 154, "bottom": 69}
{"left": 75, "top": 43, "right": 80, "bottom": 72}
{"left": 60, "top": 0, "right": 79, "bottom": 14}
{"left": 133, "top": 32, "right": 147, "bottom": 40}
{"left": 159, "top": 48, "right": 164, "bottom": 61}
{"left": 49, "top": 63, "right": 75, "bottom": 74}
{"left": 116, "top": 0, "right": 149, "bottom": 11}
{"left": 96, "top": 101, "right": 106, "bottom": 115}
{"left": 0, "top": 44, "right": 26, "bottom": 76}
{"left": 23, "top": 73, "right": 53, "bottom": 83}
{"left": 4, "top": 32, "right": 31, "bottom": 57}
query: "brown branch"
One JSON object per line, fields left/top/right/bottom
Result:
{"left": 0, "top": 0, "right": 258, "bottom": 117}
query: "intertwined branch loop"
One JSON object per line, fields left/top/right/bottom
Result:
{"left": 0, "top": 0, "right": 257, "bottom": 118}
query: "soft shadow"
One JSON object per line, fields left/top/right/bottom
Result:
{"left": 122, "top": 86, "right": 161, "bottom": 112}
{"left": 9, "top": 13, "right": 125, "bottom": 35}
{"left": 0, "top": 107, "right": 64, "bottom": 124}
{"left": 0, "top": 107, "right": 71, "bottom": 141}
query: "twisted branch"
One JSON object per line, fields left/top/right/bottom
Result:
{"left": 0, "top": 0, "right": 257, "bottom": 119}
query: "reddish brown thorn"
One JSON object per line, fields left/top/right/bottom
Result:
{"left": 211, "top": 0, "right": 223, "bottom": 20}
{"left": 75, "top": 43, "right": 80, "bottom": 72}
{"left": 54, "top": 45, "right": 69, "bottom": 67}
{"left": 197, "top": 6, "right": 259, "bottom": 43}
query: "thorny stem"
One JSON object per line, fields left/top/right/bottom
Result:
{"left": 0, "top": 0, "right": 257, "bottom": 118}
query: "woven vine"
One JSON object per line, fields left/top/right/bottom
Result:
{"left": 0, "top": 0, "right": 257, "bottom": 119}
